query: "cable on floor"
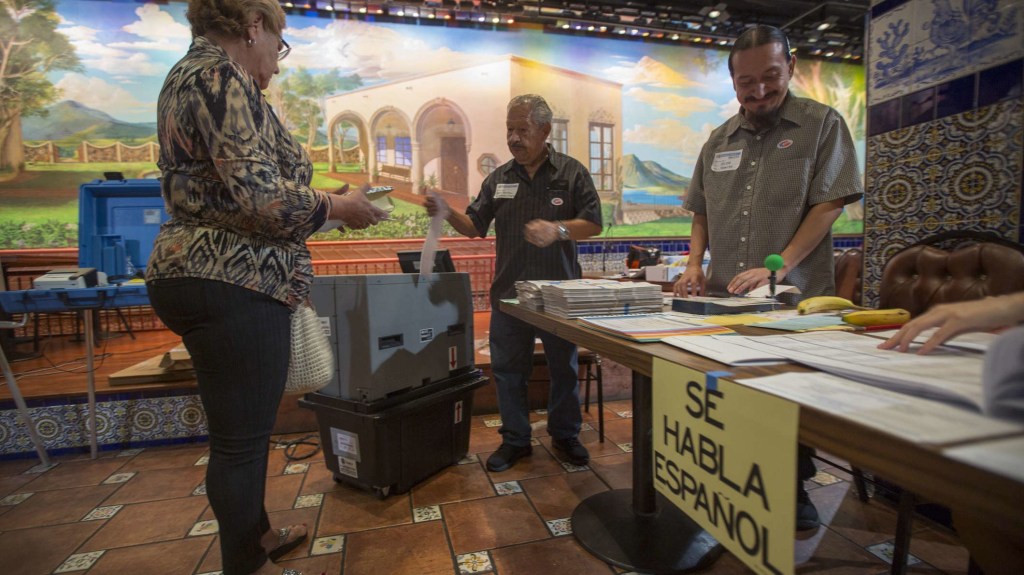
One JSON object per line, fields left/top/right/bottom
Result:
{"left": 274, "top": 434, "right": 321, "bottom": 461}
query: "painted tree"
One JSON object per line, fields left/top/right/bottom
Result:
{"left": 0, "top": 0, "right": 80, "bottom": 172}
{"left": 290, "top": 67, "right": 361, "bottom": 147}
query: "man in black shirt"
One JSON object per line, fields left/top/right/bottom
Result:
{"left": 425, "top": 94, "right": 603, "bottom": 471}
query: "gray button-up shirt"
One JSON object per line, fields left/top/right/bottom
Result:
{"left": 685, "top": 93, "right": 863, "bottom": 297}
{"left": 466, "top": 145, "right": 603, "bottom": 306}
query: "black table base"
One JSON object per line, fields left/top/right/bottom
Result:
{"left": 572, "top": 489, "right": 723, "bottom": 574}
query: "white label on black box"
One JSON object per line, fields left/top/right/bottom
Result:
{"left": 420, "top": 328, "right": 434, "bottom": 343}
{"left": 337, "top": 456, "right": 358, "bottom": 478}
{"left": 319, "top": 316, "right": 331, "bottom": 338}
{"left": 331, "top": 428, "right": 360, "bottom": 462}
{"left": 454, "top": 400, "right": 464, "bottom": 424}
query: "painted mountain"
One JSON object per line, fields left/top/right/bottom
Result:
{"left": 619, "top": 154, "right": 689, "bottom": 191}
{"left": 20, "top": 101, "right": 157, "bottom": 141}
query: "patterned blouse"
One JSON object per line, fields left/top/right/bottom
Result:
{"left": 146, "top": 36, "right": 328, "bottom": 307}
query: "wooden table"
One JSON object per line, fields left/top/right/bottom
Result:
{"left": 500, "top": 302, "right": 1024, "bottom": 573}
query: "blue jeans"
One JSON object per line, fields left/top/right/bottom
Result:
{"left": 489, "top": 307, "right": 581, "bottom": 446}
{"left": 148, "top": 278, "right": 290, "bottom": 575}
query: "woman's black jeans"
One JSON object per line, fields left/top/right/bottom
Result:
{"left": 148, "top": 278, "right": 290, "bottom": 575}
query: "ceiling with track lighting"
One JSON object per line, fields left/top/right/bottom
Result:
{"left": 278, "top": 1, "right": 869, "bottom": 61}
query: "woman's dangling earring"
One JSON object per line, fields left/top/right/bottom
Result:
{"left": 247, "top": 38, "right": 254, "bottom": 47}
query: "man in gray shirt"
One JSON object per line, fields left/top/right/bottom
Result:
{"left": 673, "top": 25, "right": 863, "bottom": 530}
{"left": 426, "top": 94, "right": 603, "bottom": 472}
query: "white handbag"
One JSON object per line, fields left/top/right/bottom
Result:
{"left": 285, "top": 302, "right": 333, "bottom": 394}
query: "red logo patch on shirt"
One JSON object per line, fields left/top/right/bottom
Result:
{"left": 551, "top": 197, "right": 564, "bottom": 206}
{"left": 777, "top": 139, "right": 794, "bottom": 149}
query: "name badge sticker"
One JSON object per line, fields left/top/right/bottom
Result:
{"left": 495, "top": 183, "right": 519, "bottom": 199}
{"left": 711, "top": 149, "right": 743, "bottom": 172}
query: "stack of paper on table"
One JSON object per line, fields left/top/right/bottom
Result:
{"left": 578, "top": 312, "right": 733, "bottom": 342}
{"left": 540, "top": 279, "right": 663, "bottom": 318}
{"left": 662, "top": 331, "right": 987, "bottom": 410}
{"left": 738, "top": 372, "right": 1023, "bottom": 444}
{"left": 514, "top": 280, "right": 559, "bottom": 311}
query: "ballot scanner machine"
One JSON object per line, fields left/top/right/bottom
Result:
{"left": 299, "top": 272, "right": 486, "bottom": 497}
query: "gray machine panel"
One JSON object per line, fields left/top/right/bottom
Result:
{"left": 310, "top": 273, "right": 475, "bottom": 403}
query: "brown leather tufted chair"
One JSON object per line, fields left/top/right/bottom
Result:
{"left": 834, "top": 247, "right": 864, "bottom": 305}
{"left": 879, "top": 231, "right": 1024, "bottom": 316}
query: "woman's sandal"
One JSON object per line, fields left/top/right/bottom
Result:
{"left": 267, "top": 525, "right": 308, "bottom": 562}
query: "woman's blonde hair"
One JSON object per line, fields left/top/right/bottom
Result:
{"left": 187, "top": 0, "right": 286, "bottom": 38}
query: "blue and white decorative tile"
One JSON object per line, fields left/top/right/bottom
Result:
{"left": 618, "top": 442, "right": 633, "bottom": 453}
{"left": 192, "top": 483, "right": 207, "bottom": 496}
{"left": 54, "top": 551, "right": 104, "bottom": 573}
{"left": 457, "top": 551, "right": 493, "bottom": 574}
{"left": 483, "top": 418, "right": 502, "bottom": 428}
{"left": 82, "top": 505, "right": 123, "bottom": 521}
{"left": 868, "top": 1, "right": 916, "bottom": 104}
{"left": 0, "top": 492, "right": 32, "bottom": 506}
{"left": 102, "top": 472, "right": 135, "bottom": 485}
{"left": 311, "top": 535, "right": 344, "bottom": 556}
{"left": 457, "top": 454, "right": 478, "bottom": 465}
{"left": 970, "top": 0, "right": 1024, "bottom": 70}
{"left": 194, "top": 455, "right": 209, "bottom": 466}
{"left": 546, "top": 517, "right": 572, "bottom": 536}
{"left": 294, "top": 494, "right": 323, "bottom": 509}
{"left": 188, "top": 519, "right": 219, "bottom": 536}
{"left": 615, "top": 410, "right": 632, "bottom": 418}
{"left": 493, "top": 481, "right": 522, "bottom": 496}
{"left": 413, "top": 505, "right": 442, "bottom": 522}
{"left": 866, "top": 540, "right": 922, "bottom": 565}
{"left": 284, "top": 463, "right": 309, "bottom": 475}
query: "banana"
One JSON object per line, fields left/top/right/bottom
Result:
{"left": 841, "top": 308, "right": 911, "bottom": 327}
{"left": 797, "top": 296, "right": 865, "bottom": 315}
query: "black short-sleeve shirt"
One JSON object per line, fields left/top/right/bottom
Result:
{"left": 466, "top": 145, "right": 603, "bottom": 306}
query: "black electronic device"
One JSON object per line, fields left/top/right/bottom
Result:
{"left": 626, "top": 245, "right": 660, "bottom": 269}
{"left": 397, "top": 249, "right": 456, "bottom": 273}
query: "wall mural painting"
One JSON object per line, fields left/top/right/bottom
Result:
{"left": 0, "top": 0, "right": 865, "bottom": 249}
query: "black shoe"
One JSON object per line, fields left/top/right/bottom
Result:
{"left": 796, "top": 485, "right": 820, "bottom": 531}
{"left": 486, "top": 443, "right": 532, "bottom": 472}
{"left": 552, "top": 436, "right": 590, "bottom": 466}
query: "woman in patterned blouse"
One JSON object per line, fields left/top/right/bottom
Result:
{"left": 145, "top": 1, "right": 386, "bottom": 573}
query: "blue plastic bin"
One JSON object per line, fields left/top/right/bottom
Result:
{"left": 78, "top": 179, "right": 167, "bottom": 280}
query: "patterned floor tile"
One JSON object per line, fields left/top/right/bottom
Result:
{"left": 533, "top": 409, "right": 548, "bottom": 415}
{"left": 192, "top": 483, "right": 206, "bottom": 496}
{"left": 54, "top": 550, "right": 105, "bottom": 573}
{"left": 580, "top": 422, "right": 594, "bottom": 431}
{"left": 413, "top": 505, "right": 442, "bottom": 522}
{"left": 311, "top": 534, "right": 345, "bottom": 556}
{"left": 560, "top": 462, "right": 590, "bottom": 472}
{"left": 284, "top": 463, "right": 309, "bottom": 475}
{"left": 483, "top": 418, "right": 502, "bottom": 428}
{"left": 0, "top": 492, "right": 32, "bottom": 506}
{"left": 295, "top": 493, "right": 323, "bottom": 509}
{"left": 194, "top": 455, "right": 209, "bottom": 465}
{"left": 82, "top": 505, "right": 122, "bottom": 521}
{"left": 117, "top": 448, "right": 144, "bottom": 457}
{"left": 618, "top": 442, "right": 633, "bottom": 452}
{"left": 866, "top": 540, "right": 922, "bottom": 566}
{"left": 188, "top": 519, "right": 219, "bottom": 536}
{"left": 25, "top": 462, "right": 56, "bottom": 474}
{"left": 457, "top": 550, "right": 494, "bottom": 574}
{"left": 457, "top": 453, "right": 479, "bottom": 464}
{"left": 811, "top": 470, "right": 843, "bottom": 486}
{"left": 493, "top": 481, "right": 522, "bottom": 495}
{"left": 101, "top": 472, "right": 135, "bottom": 485}
{"left": 615, "top": 410, "right": 632, "bottom": 418}
{"left": 545, "top": 517, "right": 572, "bottom": 537}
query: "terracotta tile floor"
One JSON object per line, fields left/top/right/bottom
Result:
{"left": 0, "top": 399, "right": 971, "bottom": 575}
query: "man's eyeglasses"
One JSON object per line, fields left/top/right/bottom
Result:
{"left": 278, "top": 38, "right": 291, "bottom": 61}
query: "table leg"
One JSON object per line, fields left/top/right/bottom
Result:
{"left": 572, "top": 371, "right": 721, "bottom": 573}
{"left": 83, "top": 311, "right": 98, "bottom": 459}
{"left": 0, "top": 344, "right": 51, "bottom": 466}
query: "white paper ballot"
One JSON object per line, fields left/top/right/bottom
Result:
{"left": 420, "top": 191, "right": 450, "bottom": 280}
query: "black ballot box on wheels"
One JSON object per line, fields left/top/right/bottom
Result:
{"left": 299, "top": 371, "right": 487, "bottom": 498}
